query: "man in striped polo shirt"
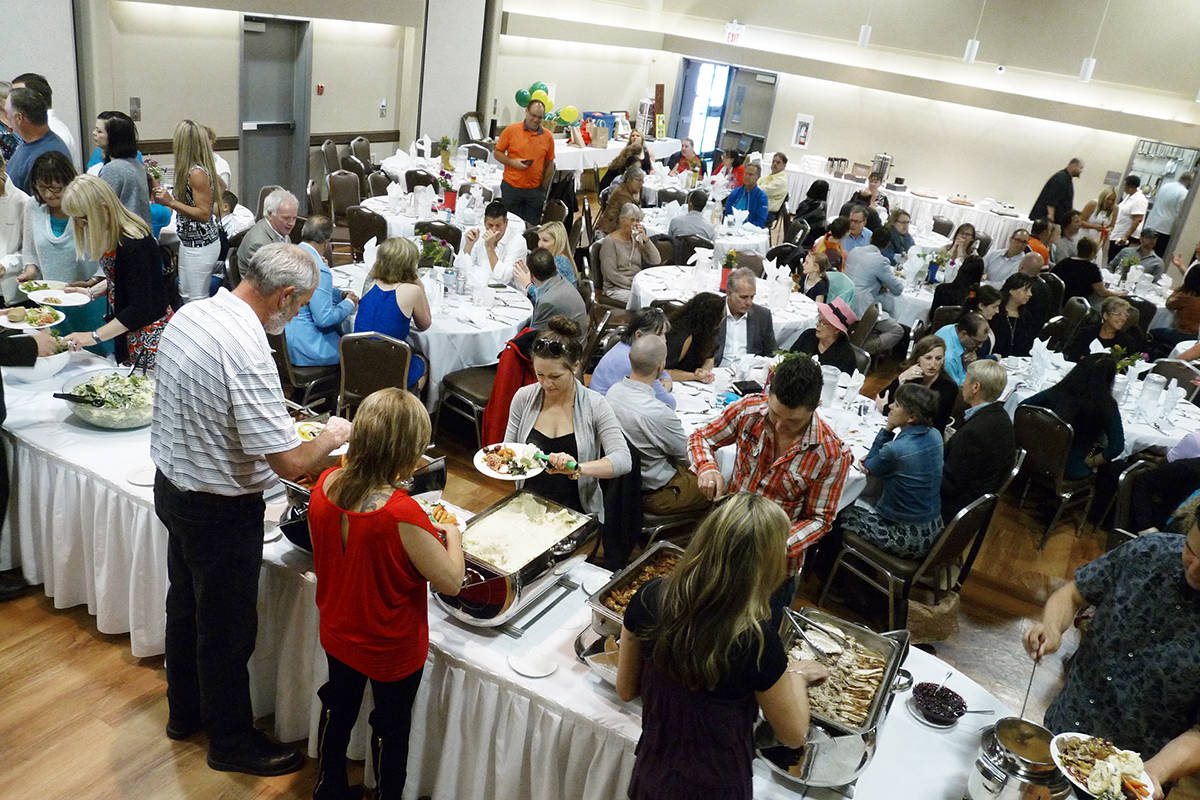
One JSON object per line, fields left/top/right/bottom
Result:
{"left": 152, "top": 242, "right": 351, "bottom": 776}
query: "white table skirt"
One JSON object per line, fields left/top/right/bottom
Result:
{"left": 331, "top": 264, "right": 531, "bottom": 411}
{"left": 250, "top": 523, "right": 1008, "bottom": 800}
{"left": 2, "top": 353, "right": 168, "bottom": 657}
{"left": 784, "top": 167, "right": 1033, "bottom": 245}
{"left": 625, "top": 265, "right": 817, "bottom": 349}
{"left": 641, "top": 212, "right": 770, "bottom": 264}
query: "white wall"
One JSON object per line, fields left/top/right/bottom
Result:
{"left": 418, "top": 0, "right": 485, "bottom": 142}
{"left": 310, "top": 18, "right": 404, "bottom": 135}
{"left": 764, "top": 72, "right": 1138, "bottom": 214}
{"left": 490, "top": 35, "right": 680, "bottom": 130}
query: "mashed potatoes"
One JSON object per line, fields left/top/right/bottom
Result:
{"left": 461, "top": 493, "right": 586, "bottom": 573}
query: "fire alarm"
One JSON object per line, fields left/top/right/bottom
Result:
{"left": 316, "top": 83, "right": 325, "bottom": 96}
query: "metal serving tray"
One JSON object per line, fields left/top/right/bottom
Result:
{"left": 585, "top": 541, "right": 686, "bottom": 635}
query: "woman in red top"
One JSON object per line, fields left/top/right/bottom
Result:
{"left": 308, "top": 388, "right": 464, "bottom": 800}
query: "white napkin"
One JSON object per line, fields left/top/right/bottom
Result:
{"left": 386, "top": 181, "right": 404, "bottom": 200}
{"left": 1089, "top": 338, "right": 1109, "bottom": 355}
{"left": 761, "top": 257, "right": 788, "bottom": 284}
{"left": 362, "top": 237, "right": 379, "bottom": 268}
{"left": 661, "top": 200, "right": 684, "bottom": 221}
{"left": 1157, "top": 273, "right": 1175, "bottom": 289}
{"left": 415, "top": 135, "right": 432, "bottom": 158}
{"left": 1127, "top": 358, "right": 1154, "bottom": 381}
{"left": 731, "top": 208, "right": 750, "bottom": 226}
{"left": 687, "top": 247, "right": 714, "bottom": 267}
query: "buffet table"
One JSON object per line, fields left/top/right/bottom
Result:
{"left": 249, "top": 517, "right": 1011, "bottom": 800}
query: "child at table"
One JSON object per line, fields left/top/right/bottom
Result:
{"left": 308, "top": 388, "right": 463, "bottom": 800}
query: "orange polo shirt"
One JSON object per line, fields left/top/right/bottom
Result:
{"left": 496, "top": 122, "right": 556, "bottom": 189}
{"left": 1028, "top": 237, "right": 1050, "bottom": 265}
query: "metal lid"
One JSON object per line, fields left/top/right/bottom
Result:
{"left": 993, "top": 717, "right": 1057, "bottom": 773}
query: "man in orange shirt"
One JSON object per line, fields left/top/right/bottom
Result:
{"left": 494, "top": 100, "right": 556, "bottom": 226}
{"left": 1027, "top": 218, "right": 1052, "bottom": 266}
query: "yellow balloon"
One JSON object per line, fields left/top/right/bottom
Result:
{"left": 559, "top": 105, "right": 579, "bottom": 124}
{"left": 529, "top": 90, "right": 553, "bottom": 112}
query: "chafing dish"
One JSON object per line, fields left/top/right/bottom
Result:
{"left": 585, "top": 541, "right": 685, "bottom": 635}
{"left": 277, "top": 452, "right": 447, "bottom": 551}
{"left": 755, "top": 608, "right": 911, "bottom": 796}
{"left": 433, "top": 491, "right": 598, "bottom": 628}
{"left": 967, "top": 718, "right": 1071, "bottom": 800}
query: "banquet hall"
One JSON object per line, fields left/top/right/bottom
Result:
{"left": 4, "top": 1, "right": 1200, "bottom": 798}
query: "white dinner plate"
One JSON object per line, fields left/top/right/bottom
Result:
{"left": 18, "top": 279, "right": 67, "bottom": 295}
{"left": 507, "top": 651, "right": 558, "bottom": 679}
{"left": 472, "top": 443, "right": 544, "bottom": 481}
{"left": 294, "top": 420, "right": 349, "bottom": 456}
{"left": 126, "top": 467, "right": 156, "bottom": 487}
{"left": 28, "top": 289, "right": 91, "bottom": 307}
{"left": 1050, "top": 732, "right": 1154, "bottom": 798}
{"left": 0, "top": 307, "right": 65, "bottom": 330}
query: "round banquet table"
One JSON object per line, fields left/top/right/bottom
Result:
{"left": 640, "top": 209, "right": 770, "bottom": 264}
{"left": 358, "top": 195, "right": 477, "bottom": 240}
{"left": 625, "top": 265, "right": 818, "bottom": 349}
{"left": 331, "top": 263, "right": 531, "bottom": 411}
{"left": 379, "top": 152, "right": 503, "bottom": 196}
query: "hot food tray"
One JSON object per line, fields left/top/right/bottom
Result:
{"left": 586, "top": 541, "right": 685, "bottom": 635}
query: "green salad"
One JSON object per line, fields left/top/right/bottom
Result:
{"left": 74, "top": 373, "right": 154, "bottom": 408}
{"left": 19, "top": 280, "right": 51, "bottom": 294}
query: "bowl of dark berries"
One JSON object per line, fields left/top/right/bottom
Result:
{"left": 912, "top": 681, "right": 967, "bottom": 725}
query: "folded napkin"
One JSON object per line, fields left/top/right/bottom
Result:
{"left": 661, "top": 200, "right": 684, "bottom": 220}
{"left": 414, "top": 135, "right": 433, "bottom": 158}
{"left": 362, "top": 237, "right": 379, "bottom": 268}
{"left": 386, "top": 181, "right": 405, "bottom": 200}
{"left": 761, "top": 257, "right": 788, "bottom": 284}
{"left": 731, "top": 208, "right": 750, "bottom": 226}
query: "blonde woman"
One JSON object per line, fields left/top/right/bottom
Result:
{"left": 1080, "top": 186, "right": 1117, "bottom": 262}
{"left": 152, "top": 119, "right": 220, "bottom": 303}
{"left": 61, "top": 175, "right": 171, "bottom": 365}
{"left": 615, "top": 493, "right": 827, "bottom": 800}
{"left": 308, "top": 388, "right": 464, "bottom": 800}
{"left": 536, "top": 220, "right": 577, "bottom": 282}
{"left": 353, "top": 237, "right": 431, "bottom": 389}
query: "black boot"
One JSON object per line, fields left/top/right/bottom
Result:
{"left": 370, "top": 731, "right": 410, "bottom": 800}
{"left": 313, "top": 702, "right": 361, "bottom": 800}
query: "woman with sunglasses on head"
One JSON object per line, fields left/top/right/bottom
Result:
{"left": 505, "top": 315, "right": 631, "bottom": 516}
{"left": 615, "top": 493, "right": 827, "bottom": 800}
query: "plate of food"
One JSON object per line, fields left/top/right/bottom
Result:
{"left": 1050, "top": 732, "right": 1153, "bottom": 799}
{"left": 294, "top": 419, "right": 348, "bottom": 456}
{"left": 0, "top": 305, "right": 65, "bottom": 330}
{"left": 418, "top": 499, "right": 459, "bottom": 526}
{"left": 473, "top": 442, "right": 543, "bottom": 480}
{"left": 28, "top": 288, "right": 91, "bottom": 307}
{"left": 18, "top": 279, "right": 66, "bottom": 295}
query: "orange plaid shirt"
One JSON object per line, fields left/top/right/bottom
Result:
{"left": 687, "top": 395, "right": 853, "bottom": 575}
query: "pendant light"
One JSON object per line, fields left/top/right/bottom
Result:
{"left": 1079, "top": 0, "right": 1112, "bottom": 82}
{"left": 963, "top": 0, "right": 987, "bottom": 64}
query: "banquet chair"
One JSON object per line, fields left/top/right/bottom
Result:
{"left": 320, "top": 139, "right": 340, "bottom": 177}
{"left": 349, "top": 136, "right": 374, "bottom": 170}
{"left": 569, "top": 216, "right": 585, "bottom": 255}
{"left": 975, "top": 232, "right": 992, "bottom": 257}
{"left": 1107, "top": 460, "right": 1157, "bottom": 551}
{"left": 1125, "top": 295, "right": 1158, "bottom": 342}
{"left": 735, "top": 251, "right": 764, "bottom": 277}
{"left": 523, "top": 229, "right": 540, "bottom": 252}
{"left": 413, "top": 221, "right": 462, "bottom": 253}
{"left": 656, "top": 188, "right": 687, "bottom": 207}
{"left": 848, "top": 304, "right": 879, "bottom": 349}
{"left": 224, "top": 229, "right": 249, "bottom": 289}
{"left": 437, "top": 365, "right": 498, "bottom": 448}
{"left": 367, "top": 171, "right": 391, "bottom": 198}
{"left": 957, "top": 450, "right": 1026, "bottom": 588}
{"left": 675, "top": 234, "right": 714, "bottom": 268}
{"left": 588, "top": 240, "right": 624, "bottom": 310}
{"left": 766, "top": 243, "right": 798, "bottom": 268}
{"left": 581, "top": 309, "right": 613, "bottom": 378}
{"left": 288, "top": 216, "right": 306, "bottom": 244}
{"left": 266, "top": 331, "right": 339, "bottom": 411}
{"left": 1041, "top": 297, "right": 1089, "bottom": 351}
{"left": 406, "top": 169, "right": 436, "bottom": 191}
{"left": 347, "top": 205, "right": 387, "bottom": 262}
{"left": 462, "top": 142, "right": 491, "bottom": 162}
{"left": 306, "top": 179, "right": 325, "bottom": 217}
{"left": 931, "top": 216, "right": 953, "bottom": 237}
{"left": 327, "top": 170, "right": 361, "bottom": 248}
{"left": 820, "top": 493, "right": 998, "bottom": 630}
{"left": 255, "top": 184, "right": 284, "bottom": 220}
{"left": 341, "top": 154, "right": 370, "bottom": 196}
{"left": 785, "top": 219, "right": 810, "bottom": 247}
{"left": 337, "top": 332, "right": 419, "bottom": 418}
{"left": 1149, "top": 359, "right": 1200, "bottom": 402}
{"left": 1040, "top": 273, "right": 1065, "bottom": 316}
{"left": 541, "top": 199, "right": 568, "bottom": 224}
{"left": 850, "top": 344, "right": 871, "bottom": 376}
{"left": 1014, "top": 405, "right": 1096, "bottom": 547}
{"left": 650, "top": 234, "right": 674, "bottom": 265}
{"left": 929, "top": 304, "right": 962, "bottom": 333}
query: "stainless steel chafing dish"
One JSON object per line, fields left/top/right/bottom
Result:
{"left": 755, "top": 608, "right": 911, "bottom": 797}
{"left": 585, "top": 541, "right": 685, "bottom": 635}
{"left": 433, "top": 491, "right": 599, "bottom": 628}
{"left": 277, "top": 452, "right": 447, "bottom": 551}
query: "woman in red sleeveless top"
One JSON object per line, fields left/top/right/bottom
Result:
{"left": 307, "top": 388, "right": 464, "bottom": 800}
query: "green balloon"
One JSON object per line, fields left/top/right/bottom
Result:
{"left": 529, "top": 81, "right": 549, "bottom": 95}
{"left": 515, "top": 88, "right": 531, "bottom": 108}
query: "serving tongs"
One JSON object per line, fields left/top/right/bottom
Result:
{"left": 533, "top": 452, "right": 579, "bottom": 471}
{"left": 793, "top": 624, "right": 837, "bottom": 665}
{"left": 52, "top": 392, "right": 104, "bottom": 407}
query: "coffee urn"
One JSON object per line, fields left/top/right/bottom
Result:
{"left": 871, "top": 152, "right": 893, "bottom": 180}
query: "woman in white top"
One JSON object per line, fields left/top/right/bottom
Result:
{"left": 19, "top": 151, "right": 98, "bottom": 286}
{"left": 0, "top": 152, "right": 30, "bottom": 305}
{"left": 1079, "top": 186, "right": 1116, "bottom": 265}
{"left": 152, "top": 120, "right": 221, "bottom": 303}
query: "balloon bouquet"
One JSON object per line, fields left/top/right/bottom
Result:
{"left": 514, "top": 80, "right": 581, "bottom": 130}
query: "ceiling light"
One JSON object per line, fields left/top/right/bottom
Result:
{"left": 963, "top": 1, "right": 987, "bottom": 64}
{"left": 857, "top": 24, "right": 872, "bottom": 48}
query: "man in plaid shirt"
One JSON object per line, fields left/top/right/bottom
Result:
{"left": 688, "top": 356, "right": 853, "bottom": 622}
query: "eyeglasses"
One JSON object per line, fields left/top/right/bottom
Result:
{"left": 35, "top": 184, "right": 65, "bottom": 197}
{"left": 532, "top": 338, "right": 566, "bottom": 357}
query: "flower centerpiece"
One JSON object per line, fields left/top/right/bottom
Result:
{"left": 1110, "top": 345, "right": 1147, "bottom": 375}
{"left": 723, "top": 250, "right": 739, "bottom": 271}
{"left": 419, "top": 233, "right": 453, "bottom": 268}
{"left": 436, "top": 170, "right": 458, "bottom": 211}
{"left": 923, "top": 249, "right": 950, "bottom": 284}
{"left": 438, "top": 135, "right": 453, "bottom": 170}
{"left": 1119, "top": 253, "right": 1141, "bottom": 281}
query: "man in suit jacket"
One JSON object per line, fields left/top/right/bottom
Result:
{"left": 713, "top": 267, "right": 775, "bottom": 366}
{"left": 518, "top": 247, "right": 588, "bottom": 333}
{"left": 236, "top": 189, "right": 299, "bottom": 280}
{"left": 0, "top": 328, "right": 59, "bottom": 600}
{"left": 941, "top": 359, "right": 1015, "bottom": 522}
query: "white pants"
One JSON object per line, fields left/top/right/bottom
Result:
{"left": 178, "top": 240, "right": 221, "bottom": 303}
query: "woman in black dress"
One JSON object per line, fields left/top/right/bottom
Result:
{"left": 664, "top": 292, "right": 725, "bottom": 382}
{"left": 792, "top": 298, "right": 859, "bottom": 375}
{"left": 991, "top": 273, "right": 1037, "bottom": 357}
{"left": 616, "top": 493, "right": 827, "bottom": 800}
{"left": 876, "top": 334, "right": 958, "bottom": 432}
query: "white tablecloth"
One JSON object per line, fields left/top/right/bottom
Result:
{"left": 331, "top": 264, "right": 532, "bottom": 410}
{"left": 640, "top": 210, "right": 771, "bottom": 265}
{"left": 999, "top": 356, "right": 1200, "bottom": 457}
{"left": 380, "top": 153, "right": 503, "bottom": 197}
{"left": 250, "top": 519, "right": 1009, "bottom": 799}
{"left": 785, "top": 167, "right": 1032, "bottom": 245}
{"left": 553, "top": 137, "right": 681, "bottom": 174}
{"left": 1, "top": 353, "right": 167, "bottom": 657}
{"left": 625, "top": 265, "right": 816, "bottom": 349}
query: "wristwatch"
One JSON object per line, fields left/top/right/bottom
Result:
{"left": 91, "top": 330, "right": 102, "bottom": 345}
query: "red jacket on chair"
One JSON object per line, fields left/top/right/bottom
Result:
{"left": 481, "top": 328, "right": 539, "bottom": 446}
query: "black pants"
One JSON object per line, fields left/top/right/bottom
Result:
{"left": 155, "top": 470, "right": 265, "bottom": 746}
{"left": 500, "top": 181, "right": 545, "bottom": 226}
{"left": 1153, "top": 234, "right": 1170, "bottom": 259}
{"left": 318, "top": 653, "right": 424, "bottom": 799}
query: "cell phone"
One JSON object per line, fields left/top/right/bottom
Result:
{"left": 487, "top": 282, "right": 507, "bottom": 289}
{"left": 732, "top": 380, "right": 763, "bottom": 396}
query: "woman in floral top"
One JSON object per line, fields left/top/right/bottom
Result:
{"left": 60, "top": 175, "right": 170, "bottom": 366}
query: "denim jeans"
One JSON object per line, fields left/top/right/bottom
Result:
{"left": 155, "top": 470, "right": 265, "bottom": 746}
{"left": 500, "top": 181, "right": 545, "bottom": 226}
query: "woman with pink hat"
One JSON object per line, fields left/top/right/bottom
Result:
{"left": 790, "top": 297, "right": 858, "bottom": 375}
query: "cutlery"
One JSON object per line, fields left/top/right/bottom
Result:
{"left": 53, "top": 392, "right": 104, "bottom": 407}
{"left": 1018, "top": 658, "right": 1039, "bottom": 720}
{"left": 533, "top": 452, "right": 578, "bottom": 471}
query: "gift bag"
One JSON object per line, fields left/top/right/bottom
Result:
{"left": 586, "top": 119, "right": 610, "bottom": 149}
{"left": 568, "top": 126, "right": 585, "bottom": 148}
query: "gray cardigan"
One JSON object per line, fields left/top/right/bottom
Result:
{"left": 505, "top": 380, "right": 632, "bottom": 521}
{"left": 99, "top": 158, "right": 152, "bottom": 226}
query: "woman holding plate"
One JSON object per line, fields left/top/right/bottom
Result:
{"left": 59, "top": 175, "right": 171, "bottom": 367}
{"left": 504, "top": 315, "right": 630, "bottom": 516}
